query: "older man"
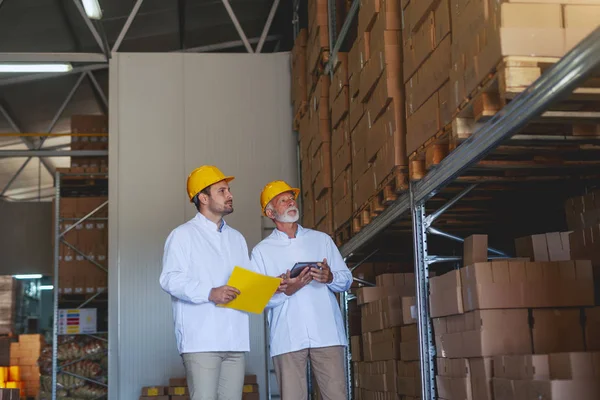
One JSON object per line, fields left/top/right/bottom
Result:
{"left": 160, "top": 165, "right": 250, "bottom": 400}
{"left": 251, "top": 180, "right": 353, "bottom": 400}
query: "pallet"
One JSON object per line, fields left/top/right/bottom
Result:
{"left": 408, "top": 56, "right": 600, "bottom": 182}
{"left": 351, "top": 167, "right": 409, "bottom": 235}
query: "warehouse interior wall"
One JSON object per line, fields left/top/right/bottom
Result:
{"left": 0, "top": 202, "right": 52, "bottom": 276}
{"left": 108, "top": 53, "right": 295, "bottom": 400}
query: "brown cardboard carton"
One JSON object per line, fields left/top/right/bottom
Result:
{"left": 460, "top": 260, "right": 594, "bottom": 311}
{"left": 332, "top": 52, "right": 350, "bottom": 98}
{"left": 402, "top": 297, "right": 417, "bottom": 325}
{"left": 333, "top": 193, "right": 353, "bottom": 231}
{"left": 352, "top": 168, "right": 377, "bottom": 212}
{"left": 351, "top": 336, "right": 363, "bottom": 361}
{"left": 331, "top": 117, "right": 350, "bottom": 156}
{"left": 331, "top": 86, "right": 350, "bottom": 129}
{"left": 314, "top": 190, "right": 332, "bottom": 225}
{"left": 312, "top": 143, "right": 333, "bottom": 199}
{"left": 400, "top": 324, "right": 419, "bottom": 361}
{"left": 585, "top": 307, "right": 600, "bottom": 351}
{"left": 464, "top": 234, "right": 488, "bottom": 267}
{"left": 430, "top": 270, "right": 464, "bottom": 318}
{"left": 333, "top": 168, "right": 351, "bottom": 205}
{"left": 406, "top": 90, "right": 440, "bottom": 155}
{"left": 434, "top": 309, "right": 531, "bottom": 358}
{"left": 531, "top": 308, "right": 585, "bottom": 354}
{"left": 333, "top": 142, "right": 352, "bottom": 183}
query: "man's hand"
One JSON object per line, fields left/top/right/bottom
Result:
{"left": 209, "top": 285, "right": 241, "bottom": 304}
{"left": 282, "top": 267, "right": 312, "bottom": 296}
{"left": 276, "top": 275, "right": 288, "bottom": 294}
{"left": 310, "top": 258, "right": 333, "bottom": 284}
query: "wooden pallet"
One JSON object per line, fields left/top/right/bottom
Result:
{"left": 351, "top": 167, "right": 409, "bottom": 235}
{"left": 408, "top": 56, "right": 600, "bottom": 182}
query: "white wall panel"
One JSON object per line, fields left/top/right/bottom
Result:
{"left": 109, "top": 52, "right": 294, "bottom": 400}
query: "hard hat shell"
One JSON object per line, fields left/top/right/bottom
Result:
{"left": 260, "top": 180, "right": 300, "bottom": 216}
{"left": 187, "top": 165, "right": 234, "bottom": 202}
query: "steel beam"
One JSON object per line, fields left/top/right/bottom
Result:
{"left": 180, "top": 35, "right": 280, "bottom": 53}
{"left": 112, "top": 0, "right": 145, "bottom": 52}
{"left": 0, "top": 150, "right": 108, "bottom": 157}
{"left": 340, "top": 195, "right": 410, "bottom": 257}
{"left": 0, "top": 105, "right": 55, "bottom": 176}
{"left": 0, "top": 53, "right": 106, "bottom": 63}
{"left": 413, "top": 27, "right": 600, "bottom": 205}
{"left": 424, "top": 184, "right": 477, "bottom": 227}
{"left": 324, "top": 0, "right": 359, "bottom": 75}
{"left": 410, "top": 189, "right": 436, "bottom": 400}
{"left": 221, "top": 0, "right": 254, "bottom": 53}
{"left": 0, "top": 158, "right": 33, "bottom": 197}
{"left": 256, "top": 0, "right": 281, "bottom": 53}
{"left": 427, "top": 227, "right": 509, "bottom": 257}
{"left": 86, "top": 71, "right": 108, "bottom": 111}
{"left": 71, "top": 0, "right": 107, "bottom": 54}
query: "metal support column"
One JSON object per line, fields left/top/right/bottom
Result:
{"left": 410, "top": 186, "right": 436, "bottom": 400}
{"left": 51, "top": 172, "right": 61, "bottom": 400}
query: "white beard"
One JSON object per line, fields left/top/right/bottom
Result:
{"left": 275, "top": 206, "right": 300, "bottom": 223}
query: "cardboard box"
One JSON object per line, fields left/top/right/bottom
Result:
{"left": 351, "top": 336, "right": 363, "bottom": 361}
{"left": 397, "top": 360, "right": 421, "bottom": 396}
{"left": 461, "top": 260, "right": 594, "bottom": 311}
{"left": 400, "top": 324, "right": 420, "bottom": 361}
{"left": 515, "top": 232, "right": 571, "bottom": 262}
{"left": 531, "top": 308, "right": 585, "bottom": 354}
{"left": 332, "top": 117, "right": 350, "bottom": 156}
{"left": 464, "top": 234, "right": 488, "bottom": 267}
{"left": 333, "top": 193, "right": 353, "bottom": 231}
{"left": 352, "top": 168, "right": 377, "bottom": 212}
{"left": 430, "top": 270, "right": 464, "bottom": 318}
{"left": 331, "top": 52, "right": 349, "bottom": 98}
{"left": 312, "top": 142, "right": 333, "bottom": 199}
{"left": 141, "top": 387, "right": 167, "bottom": 396}
{"left": 401, "top": 297, "right": 417, "bottom": 325}
{"left": 169, "top": 378, "right": 187, "bottom": 387}
{"left": 333, "top": 141, "right": 352, "bottom": 182}
{"left": 364, "top": 327, "right": 402, "bottom": 361}
{"left": 434, "top": 309, "right": 531, "bottom": 358}
{"left": 333, "top": 167, "right": 352, "bottom": 205}
{"left": 356, "top": 279, "right": 416, "bottom": 305}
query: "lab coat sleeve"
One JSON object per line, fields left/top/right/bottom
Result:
{"left": 250, "top": 247, "right": 289, "bottom": 309}
{"left": 159, "top": 229, "right": 213, "bottom": 304}
{"left": 325, "top": 236, "right": 353, "bottom": 292}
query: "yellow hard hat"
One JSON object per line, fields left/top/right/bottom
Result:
{"left": 260, "top": 180, "right": 300, "bottom": 216}
{"left": 187, "top": 165, "right": 234, "bottom": 202}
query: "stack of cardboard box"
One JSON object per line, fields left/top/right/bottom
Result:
{"left": 450, "top": 0, "right": 600, "bottom": 112}
{"left": 351, "top": 271, "right": 419, "bottom": 399}
{"left": 331, "top": 53, "right": 353, "bottom": 232}
{"left": 54, "top": 197, "right": 108, "bottom": 295}
{"left": 7, "top": 334, "right": 44, "bottom": 398}
{"left": 307, "top": 0, "right": 330, "bottom": 79}
{"left": 352, "top": 0, "right": 407, "bottom": 215}
{"left": 70, "top": 115, "right": 108, "bottom": 172}
{"left": 0, "top": 277, "right": 18, "bottom": 335}
{"left": 292, "top": 29, "right": 309, "bottom": 129}
{"left": 566, "top": 190, "right": 600, "bottom": 301}
{"left": 140, "top": 375, "right": 258, "bottom": 400}
{"left": 431, "top": 233, "right": 600, "bottom": 399}
{"left": 402, "top": 0, "right": 452, "bottom": 155}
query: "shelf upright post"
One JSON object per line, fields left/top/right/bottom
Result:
{"left": 410, "top": 183, "right": 436, "bottom": 400}
{"left": 51, "top": 171, "right": 61, "bottom": 400}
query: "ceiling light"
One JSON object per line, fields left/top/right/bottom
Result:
{"left": 0, "top": 64, "right": 73, "bottom": 73}
{"left": 82, "top": 0, "right": 103, "bottom": 20}
{"left": 13, "top": 274, "right": 43, "bottom": 280}
{"left": 39, "top": 285, "right": 54, "bottom": 290}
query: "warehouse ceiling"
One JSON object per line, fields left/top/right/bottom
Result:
{"left": 0, "top": 0, "right": 294, "bottom": 201}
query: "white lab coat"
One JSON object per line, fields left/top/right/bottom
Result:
{"left": 160, "top": 212, "right": 251, "bottom": 354}
{"left": 251, "top": 225, "right": 353, "bottom": 357}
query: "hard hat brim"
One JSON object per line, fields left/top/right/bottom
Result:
{"left": 262, "top": 187, "right": 300, "bottom": 216}
{"left": 189, "top": 176, "right": 235, "bottom": 202}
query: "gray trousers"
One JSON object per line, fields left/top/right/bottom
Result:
{"left": 182, "top": 352, "right": 245, "bottom": 400}
{"left": 273, "top": 346, "right": 347, "bottom": 400}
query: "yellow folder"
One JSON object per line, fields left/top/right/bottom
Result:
{"left": 218, "top": 266, "right": 281, "bottom": 314}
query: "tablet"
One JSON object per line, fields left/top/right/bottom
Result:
{"left": 289, "top": 262, "right": 321, "bottom": 278}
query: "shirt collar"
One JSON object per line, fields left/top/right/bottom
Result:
{"left": 272, "top": 224, "right": 305, "bottom": 239}
{"left": 194, "top": 212, "right": 227, "bottom": 232}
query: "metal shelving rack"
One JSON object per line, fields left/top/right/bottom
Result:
{"left": 312, "top": 1, "right": 600, "bottom": 398}
{"left": 51, "top": 171, "right": 109, "bottom": 400}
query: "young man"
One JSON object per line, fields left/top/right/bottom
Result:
{"left": 160, "top": 165, "right": 250, "bottom": 400}
{"left": 251, "top": 180, "right": 353, "bottom": 400}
